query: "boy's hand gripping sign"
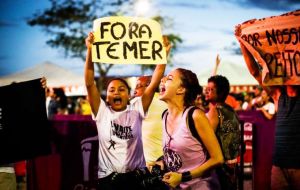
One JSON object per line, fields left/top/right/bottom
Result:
{"left": 92, "top": 16, "right": 167, "bottom": 65}
{"left": 235, "top": 10, "right": 300, "bottom": 85}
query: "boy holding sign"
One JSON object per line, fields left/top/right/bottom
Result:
{"left": 84, "top": 17, "right": 171, "bottom": 189}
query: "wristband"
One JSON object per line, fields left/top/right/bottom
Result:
{"left": 181, "top": 171, "right": 192, "bottom": 182}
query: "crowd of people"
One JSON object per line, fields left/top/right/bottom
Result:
{"left": 2, "top": 20, "right": 299, "bottom": 190}
{"left": 42, "top": 32, "right": 278, "bottom": 190}
{"left": 45, "top": 87, "right": 92, "bottom": 119}
{"left": 82, "top": 26, "right": 299, "bottom": 190}
{"left": 1, "top": 62, "right": 279, "bottom": 190}
{"left": 44, "top": 83, "right": 276, "bottom": 122}
{"left": 83, "top": 31, "right": 242, "bottom": 190}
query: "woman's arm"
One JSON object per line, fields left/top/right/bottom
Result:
{"left": 206, "top": 105, "right": 219, "bottom": 132}
{"left": 257, "top": 102, "right": 276, "bottom": 120}
{"left": 190, "top": 109, "right": 224, "bottom": 175}
{"left": 163, "top": 109, "right": 224, "bottom": 188}
{"left": 141, "top": 36, "right": 171, "bottom": 113}
{"left": 211, "top": 54, "right": 220, "bottom": 76}
{"left": 84, "top": 32, "right": 101, "bottom": 116}
{"left": 258, "top": 107, "right": 275, "bottom": 120}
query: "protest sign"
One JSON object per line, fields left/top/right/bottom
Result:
{"left": 92, "top": 16, "right": 166, "bottom": 65}
{"left": 235, "top": 10, "right": 300, "bottom": 85}
{"left": 0, "top": 79, "right": 51, "bottom": 164}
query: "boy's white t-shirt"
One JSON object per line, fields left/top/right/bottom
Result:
{"left": 93, "top": 97, "right": 146, "bottom": 178}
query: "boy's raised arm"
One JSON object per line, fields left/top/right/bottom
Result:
{"left": 84, "top": 32, "right": 101, "bottom": 116}
{"left": 141, "top": 36, "right": 171, "bottom": 112}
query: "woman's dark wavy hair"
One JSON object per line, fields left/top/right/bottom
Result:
{"left": 207, "top": 75, "right": 230, "bottom": 102}
{"left": 176, "top": 68, "right": 202, "bottom": 107}
{"left": 106, "top": 78, "right": 131, "bottom": 95}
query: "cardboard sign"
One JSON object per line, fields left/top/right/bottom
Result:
{"left": 235, "top": 10, "right": 300, "bottom": 85}
{"left": 92, "top": 16, "right": 166, "bottom": 65}
{"left": 0, "top": 79, "right": 51, "bottom": 164}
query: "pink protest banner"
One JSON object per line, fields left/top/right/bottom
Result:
{"left": 235, "top": 10, "right": 300, "bottom": 85}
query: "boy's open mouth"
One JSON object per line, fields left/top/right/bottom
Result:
{"left": 160, "top": 86, "right": 166, "bottom": 93}
{"left": 113, "top": 97, "right": 122, "bottom": 105}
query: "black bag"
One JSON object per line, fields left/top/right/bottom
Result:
{"left": 108, "top": 166, "right": 168, "bottom": 190}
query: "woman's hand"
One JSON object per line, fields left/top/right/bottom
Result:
{"left": 162, "top": 35, "right": 172, "bottom": 56}
{"left": 40, "top": 77, "right": 47, "bottom": 89}
{"left": 162, "top": 172, "right": 182, "bottom": 188}
{"left": 235, "top": 24, "right": 242, "bottom": 37}
{"left": 85, "top": 32, "right": 94, "bottom": 49}
{"left": 216, "top": 54, "right": 221, "bottom": 67}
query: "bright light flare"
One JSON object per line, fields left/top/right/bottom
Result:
{"left": 134, "top": 0, "right": 151, "bottom": 16}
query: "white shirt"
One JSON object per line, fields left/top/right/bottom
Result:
{"left": 263, "top": 102, "right": 275, "bottom": 115}
{"left": 93, "top": 97, "right": 146, "bottom": 178}
{"left": 142, "top": 93, "right": 166, "bottom": 163}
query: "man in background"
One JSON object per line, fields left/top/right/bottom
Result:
{"left": 133, "top": 75, "right": 167, "bottom": 164}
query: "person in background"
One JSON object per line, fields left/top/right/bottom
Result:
{"left": 47, "top": 87, "right": 68, "bottom": 118}
{"left": 250, "top": 85, "right": 263, "bottom": 110}
{"left": 255, "top": 89, "right": 276, "bottom": 120}
{"left": 47, "top": 88, "right": 59, "bottom": 119}
{"left": 207, "top": 54, "right": 241, "bottom": 189}
{"left": 133, "top": 75, "right": 167, "bottom": 164}
{"left": 66, "top": 97, "right": 76, "bottom": 114}
{"left": 84, "top": 32, "right": 170, "bottom": 190}
{"left": 45, "top": 87, "right": 51, "bottom": 116}
{"left": 241, "top": 91, "right": 255, "bottom": 110}
{"left": 158, "top": 68, "right": 223, "bottom": 189}
{"left": 233, "top": 93, "right": 245, "bottom": 111}
{"left": 76, "top": 96, "right": 92, "bottom": 115}
{"left": 211, "top": 54, "right": 240, "bottom": 110}
{"left": 133, "top": 76, "right": 151, "bottom": 97}
{"left": 236, "top": 24, "right": 300, "bottom": 190}
{"left": 205, "top": 75, "right": 241, "bottom": 190}
{"left": 54, "top": 88, "right": 68, "bottom": 115}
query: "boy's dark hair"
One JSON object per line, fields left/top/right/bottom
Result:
{"left": 106, "top": 78, "right": 131, "bottom": 95}
{"left": 177, "top": 68, "right": 202, "bottom": 107}
{"left": 208, "top": 75, "right": 230, "bottom": 102}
